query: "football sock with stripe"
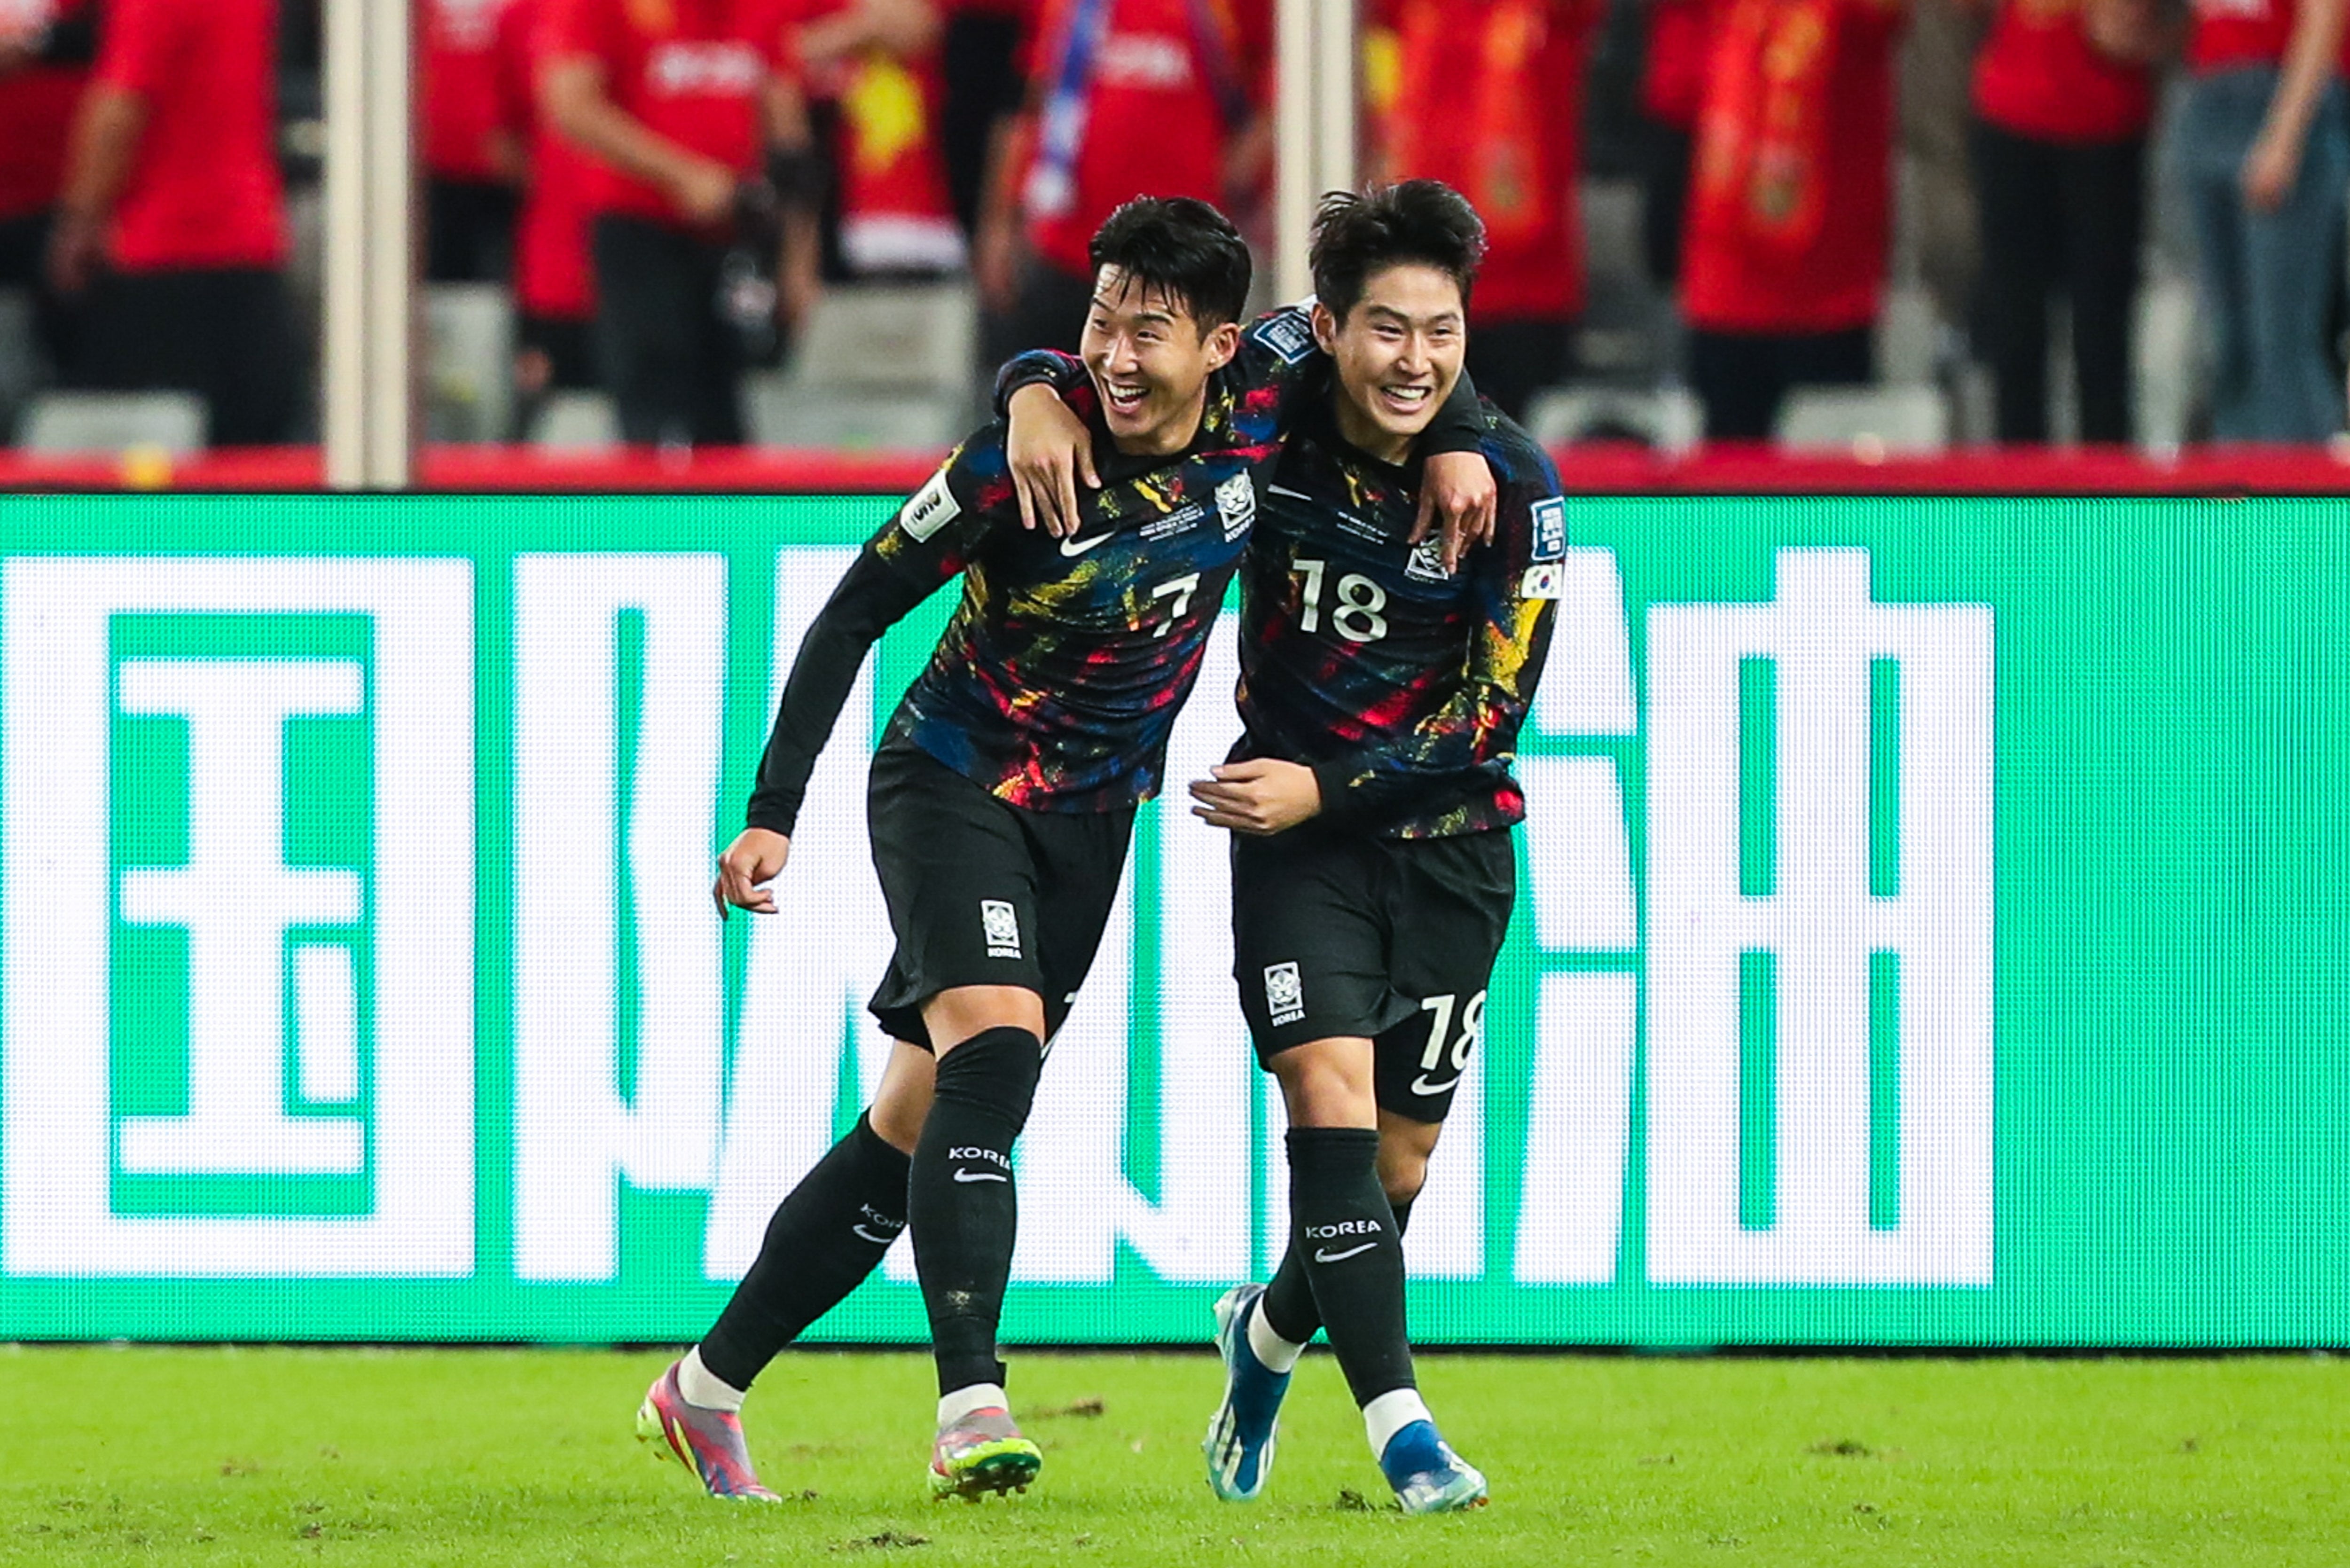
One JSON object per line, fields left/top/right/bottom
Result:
{"left": 1259, "top": 1193, "right": 1415, "bottom": 1350}
{"left": 909, "top": 1025, "right": 1044, "bottom": 1398}
{"left": 1282, "top": 1126, "right": 1417, "bottom": 1408}
{"left": 697, "top": 1110, "right": 911, "bottom": 1393}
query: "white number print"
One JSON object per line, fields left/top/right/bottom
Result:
{"left": 1293, "top": 557, "right": 1325, "bottom": 632}
{"left": 1412, "top": 989, "right": 1485, "bottom": 1096}
{"left": 1332, "top": 575, "right": 1389, "bottom": 643}
{"left": 1148, "top": 572, "right": 1201, "bottom": 636}
{"left": 1292, "top": 557, "right": 1388, "bottom": 643}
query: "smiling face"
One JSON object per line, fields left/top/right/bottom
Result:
{"left": 1314, "top": 262, "right": 1468, "bottom": 465}
{"left": 1079, "top": 266, "right": 1240, "bottom": 457}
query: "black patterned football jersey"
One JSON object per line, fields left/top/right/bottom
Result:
{"left": 1232, "top": 396, "right": 1566, "bottom": 839}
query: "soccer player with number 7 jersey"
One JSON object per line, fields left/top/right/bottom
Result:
{"left": 1006, "top": 180, "right": 1566, "bottom": 1514}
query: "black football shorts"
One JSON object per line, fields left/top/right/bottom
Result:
{"left": 1230, "top": 824, "right": 1516, "bottom": 1123}
{"left": 864, "top": 740, "right": 1134, "bottom": 1049}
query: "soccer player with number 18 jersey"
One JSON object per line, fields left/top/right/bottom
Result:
{"left": 1198, "top": 183, "right": 1563, "bottom": 1515}
{"left": 1003, "top": 180, "right": 1563, "bottom": 1513}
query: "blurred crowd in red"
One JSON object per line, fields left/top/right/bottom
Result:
{"left": 1, "top": 0, "right": 2345, "bottom": 450}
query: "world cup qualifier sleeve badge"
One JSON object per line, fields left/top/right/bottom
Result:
{"left": 1264, "top": 961, "right": 1305, "bottom": 1027}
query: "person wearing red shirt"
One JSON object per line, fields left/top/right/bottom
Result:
{"left": 544, "top": 0, "right": 821, "bottom": 446}
{"left": 787, "top": 0, "right": 965, "bottom": 275}
{"left": 47, "top": 0, "right": 298, "bottom": 447}
{"left": 1373, "top": 0, "right": 1598, "bottom": 420}
{"left": 1639, "top": 0, "right": 1714, "bottom": 288}
{"left": 424, "top": 0, "right": 527, "bottom": 282}
{"left": 1679, "top": 0, "right": 1907, "bottom": 442}
{"left": 497, "top": 0, "right": 600, "bottom": 429}
{"left": 975, "top": 0, "right": 1270, "bottom": 360}
{"left": 0, "top": 0, "right": 96, "bottom": 388}
{"left": 2174, "top": 0, "right": 2350, "bottom": 440}
{"left": 1966, "top": 0, "right": 2160, "bottom": 444}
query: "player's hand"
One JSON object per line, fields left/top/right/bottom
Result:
{"left": 1413, "top": 449, "right": 1498, "bottom": 572}
{"left": 1006, "top": 383, "right": 1098, "bottom": 539}
{"left": 713, "top": 827, "right": 791, "bottom": 917}
{"left": 1189, "top": 759, "right": 1322, "bottom": 835}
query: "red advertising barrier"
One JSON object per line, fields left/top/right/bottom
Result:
{"left": 3, "top": 443, "right": 2349, "bottom": 494}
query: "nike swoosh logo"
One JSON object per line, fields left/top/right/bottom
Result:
{"left": 953, "top": 1168, "right": 1010, "bottom": 1183}
{"left": 853, "top": 1224, "right": 897, "bottom": 1244}
{"left": 1314, "top": 1241, "right": 1378, "bottom": 1264}
{"left": 1059, "top": 530, "right": 1115, "bottom": 556}
{"left": 1268, "top": 485, "right": 1315, "bottom": 501}
{"left": 1410, "top": 1074, "right": 1461, "bottom": 1096}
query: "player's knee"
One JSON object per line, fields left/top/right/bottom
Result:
{"left": 1378, "top": 1144, "right": 1430, "bottom": 1207}
{"left": 1380, "top": 1160, "right": 1428, "bottom": 1209}
{"left": 1376, "top": 1117, "right": 1440, "bottom": 1205}
{"left": 866, "top": 1090, "right": 928, "bottom": 1155}
{"left": 866, "top": 1041, "right": 937, "bottom": 1154}
{"left": 1271, "top": 1039, "right": 1377, "bottom": 1128}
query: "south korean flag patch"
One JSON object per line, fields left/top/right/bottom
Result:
{"left": 1520, "top": 561, "right": 1566, "bottom": 600}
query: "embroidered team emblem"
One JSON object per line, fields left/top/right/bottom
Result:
{"left": 1214, "top": 472, "right": 1256, "bottom": 540}
{"left": 1264, "top": 961, "right": 1305, "bottom": 1027}
{"left": 1404, "top": 538, "right": 1452, "bottom": 583}
{"left": 1530, "top": 496, "right": 1567, "bottom": 562}
{"left": 980, "top": 899, "right": 1022, "bottom": 958}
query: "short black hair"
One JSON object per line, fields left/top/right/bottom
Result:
{"left": 1309, "top": 180, "right": 1486, "bottom": 322}
{"left": 1087, "top": 196, "right": 1253, "bottom": 333}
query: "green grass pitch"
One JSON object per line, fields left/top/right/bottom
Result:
{"left": 4, "top": 1346, "right": 2341, "bottom": 1565}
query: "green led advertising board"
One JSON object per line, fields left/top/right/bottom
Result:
{"left": 0, "top": 493, "right": 2343, "bottom": 1346}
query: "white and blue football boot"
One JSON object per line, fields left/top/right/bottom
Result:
{"left": 1378, "top": 1418, "right": 1488, "bottom": 1514}
{"left": 1203, "top": 1283, "right": 1292, "bottom": 1501}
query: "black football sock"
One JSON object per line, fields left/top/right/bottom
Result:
{"left": 1285, "top": 1127, "right": 1416, "bottom": 1406}
{"left": 697, "top": 1111, "right": 911, "bottom": 1392}
{"left": 1260, "top": 1192, "right": 1414, "bottom": 1347}
{"left": 908, "top": 1025, "right": 1043, "bottom": 1398}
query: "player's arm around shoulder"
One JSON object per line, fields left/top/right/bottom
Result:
{"left": 1477, "top": 419, "right": 1571, "bottom": 691}
{"left": 1002, "top": 382, "right": 1102, "bottom": 541}
{"left": 990, "top": 348, "right": 1106, "bottom": 540}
